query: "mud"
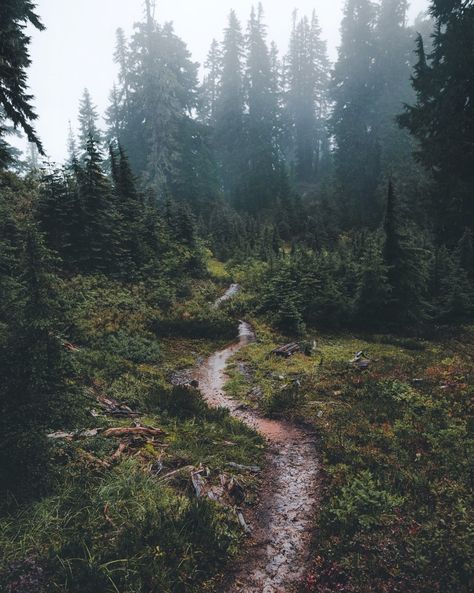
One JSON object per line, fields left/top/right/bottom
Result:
{"left": 196, "top": 320, "right": 320, "bottom": 593}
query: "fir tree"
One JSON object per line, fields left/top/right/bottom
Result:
{"left": 76, "top": 136, "right": 124, "bottom": 274}
{"left": 200, "top": 39, "right": 221, "bottom": 124}
{"left": 214, "top": 10, "right": 246, "bottom": 198}
{"left": 331, "top": 0, "right": 380, "bottom": 226}
{"left": 374, "top": 0, "right": 415, "bottom": 172}
{"left": 0, "top": 0, "right": 44, "bottom": 166}
{"left": 242, "top": 4, "right": 281, "bottom": 212}
{"left": 399, "top": 0, "right": 474, "bottom": 241}
{"left": 383, "top": 180, "right": 431, "bottom": 323}
{"left": 78, "top": 88, "right": 102, "bottom": 151}
{"left": 0, "top": 225, "right": 79, "bottom": 499}
{"left": 286, "top": 10, "right": 330, "bottom": 184}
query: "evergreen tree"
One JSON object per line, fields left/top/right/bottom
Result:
{"left": 76, "top": 136, "right": 124, "bottom": 274}
{"left": 37, "top": 167, "right": 80, "bottom": 269}
{"left": 383, "top": 180, "right": 431, "bottom": 323}
{"left": 105, "top": 84, "right": 124, "bottom": 143}
{"left": 331, "top": 0, "right": 380, "bottom": 226}
{"left": 374, "top": 0, "right": 415, "bottom": 172}
{"left": 398, "top": 0, "right": 474, "bottom": 242}
{"left": 214, "top": 10, "right": 246, "bottom": 198}
{"left": 0, "top": 224, "right": 79, "bottom": 499}
{"left": 0, "top": 0, "right": 44, "bottom": 166}
{"left": 200, "top": 39, "right": 221, "bottom": 124}
{"left": 119, "top": 17, "right": 199, "bottom": 192}
{"left": 355, "top": 231, "right": 391, "bottom": 324}
{"left": 110, "top": 142, "right": 147, "bottom": 272}
{"left": 432, "top": 245, "right": 472, "bottom": 321}
{"left": 66, "top": 120, "right": 77, "bottom": 164}
{"left": 114, "top": 27, "right": 132, "bottom": 114}
{"left": 242, "top": 4, "right": 281, "bottom": 212}
{"left": 78, "top": 88, "right": 102, "bottom": 150}
{"left": 286, "top": 10, "right": 330, "bottom": 184}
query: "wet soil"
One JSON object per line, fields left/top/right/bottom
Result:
{"left": 196, "top": 321, "right": 321, "bottom": 593}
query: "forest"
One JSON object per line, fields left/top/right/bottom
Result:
{"left": 0, "top": 1, "right": 473, "bottom": 592}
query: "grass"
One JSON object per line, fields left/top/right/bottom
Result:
{"left": 206, "top": 258, "right": 231, "bottom": 282}
{"left": 0, "top": 273, "right": 263, "bottom": 593}
{"left": 226, "top": 323, "right": 474, "bottom": 593}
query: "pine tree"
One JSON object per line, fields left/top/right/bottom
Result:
{"left": 78, "top": 88, "right": 102, "bottom": 151}
{"left": 76, "top": 136, "right": 123, "bottom": 273}
{"left": 0, "top": 0, "right": 44, "bottom": 166}
{"left": 214, "top": 10, "right": 246, "bottom": 198}
{"left": 37, "top": 167, "right": 79, "bottom": 268}
{"left": 355, "top": 231, "right": 391, "bottom": 324}
{"left": 286, "top": 10, "right": 330, "bottom": 184}
{"left": 242, "top": 4, "right": 281, "bottom": 212}
{"left": 110, "top": 142, "right": 147, "bottom": 272}
{"left": 432, "top": 245, "right": 472, "bottom": 321}
{"left": 0, "top": 224, "right": 79, "bottom": 499}
{"left": 331, "top": 0, "right": 380, "bottom": 226}
{"left": 66, "top": 120, "right": 78, "bottom": 164}
{"left": 399, "top": 0, "right": 474, "bottom": 241}
{"left": 200, "top": 39, "right": 221, "bottom": 124}
{"left": 114, "top": 27, "right": 131, "bottom": 114}
{"left": 383, "top": 180, "right": 431, "bottom": 323}
{"left": 105, "top": 84, "right": 124, "bottom": 143}
{"left": 374, "top": 0, "right": 415, "bottom": 171}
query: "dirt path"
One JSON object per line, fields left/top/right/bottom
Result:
{"left": 196, "top": 320, "right": 320, "bottom": 593}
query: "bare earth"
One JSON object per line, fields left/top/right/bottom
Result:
{"left": 196, "top": 321, "right": 321, "bottom": 593}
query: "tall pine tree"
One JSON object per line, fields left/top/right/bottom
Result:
{"left": 331, "top": 0, "right": 380, "bottom": 226}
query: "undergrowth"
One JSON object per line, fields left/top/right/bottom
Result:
{"left": 0, "top": 274, "right": 263, "bottom": 593}
{"left": 226, "top": 323, "right": 474, "bottom": 593}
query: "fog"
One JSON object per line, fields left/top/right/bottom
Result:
{"left": 24, "top": 0, "right": 429, "bottom": 162}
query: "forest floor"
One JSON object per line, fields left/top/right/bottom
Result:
{"left": 224, "top": 319, "right": 473, "bottom": 593}
{"left": 1, "top": 275, "right": 471, "bottom": 593}
{"left": 196, "top": 318, "right": 321, "bottom": 593}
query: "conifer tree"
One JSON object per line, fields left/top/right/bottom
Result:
{"left": 374, "top": 0, "right": 415, "bottom": 171}
{"left": 398, "top": 0, "right": 474, "bottom": 241}
{"left": 122, "top": 16, "right": 199, "bottom": 191}
{"left": 0, "top": 0, "right": 44, "bottom": 166}
{"left": 383, "top": 180, "right": 431, "bottom": 323}
{"left": 110, "top": 142, "right": 146, "bottom": 272}
{"left": 66, "top": 121, "right": 78, "bottom": 164}
{"left": 286, "top": 10, "right": 330, "bottom": 184}
{"left": 105, "top": 84, "right": 124, "bottom": 143}
{"left": 214, "top": 10, "right": 246, "bottom": 198}
{"left": 200, "top": 39, "right": 221, "bottom": 124}
{"left": 114, "top": 27, "right": 132, "bottom": 114}
{"left": 242, "top": 4, "right": 281, "bottom": 211}
{"left": 0, "top": 225, "right": 79, "bottom": 499}
{"left": 77, "top": 136, "right": 123, "bottom": 273}
{"left": 78, "top": 88, "right": 102, "bottom": 150}
{"left": 331, "top": 0, "right": 380, "bottom": 226}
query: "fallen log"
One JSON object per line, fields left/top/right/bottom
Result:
{"left": 227, "top": 462, "right": 261, "bottom": 473}
{"left": 110, "top": 441, "right": 128, "bottom": 462}
{"left": 271, "top": 343, "right": 301, "bottom": 358}
{"left": 158, "top": 465, "right": 195, "bottom": 482}
{"left": 103, "top": 426, "right": 165, "bottom": 438}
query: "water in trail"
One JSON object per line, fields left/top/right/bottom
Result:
{"left": 196, "top": 320, "right": 320, "bottom": 593}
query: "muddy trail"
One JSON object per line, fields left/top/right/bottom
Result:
{"left": 196, "top": 317, "right": 320, "bottom": 593}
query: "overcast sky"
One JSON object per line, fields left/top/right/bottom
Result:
{"left": 23, "top": 0, "right": 429, "bottom": 163}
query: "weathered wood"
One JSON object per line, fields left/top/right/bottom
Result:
{"left": 103, "top": 426, "right": 165, "bottom": 438}
{"left": 271, "top": 343, "right": 301, "bottom": 358}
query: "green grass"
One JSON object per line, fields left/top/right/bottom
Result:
{"left": 206, "top": 258, "right": 231, "bottom": 282}
{"left": 0, "top": 274, "right": 263, "bottom": 593}
{"left": 226, "top": 324, "right": 474, "bottom": 593}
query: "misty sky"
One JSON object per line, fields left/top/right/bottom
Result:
{"left": 24, "top": 0, "right": 429, "bottom": 163}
